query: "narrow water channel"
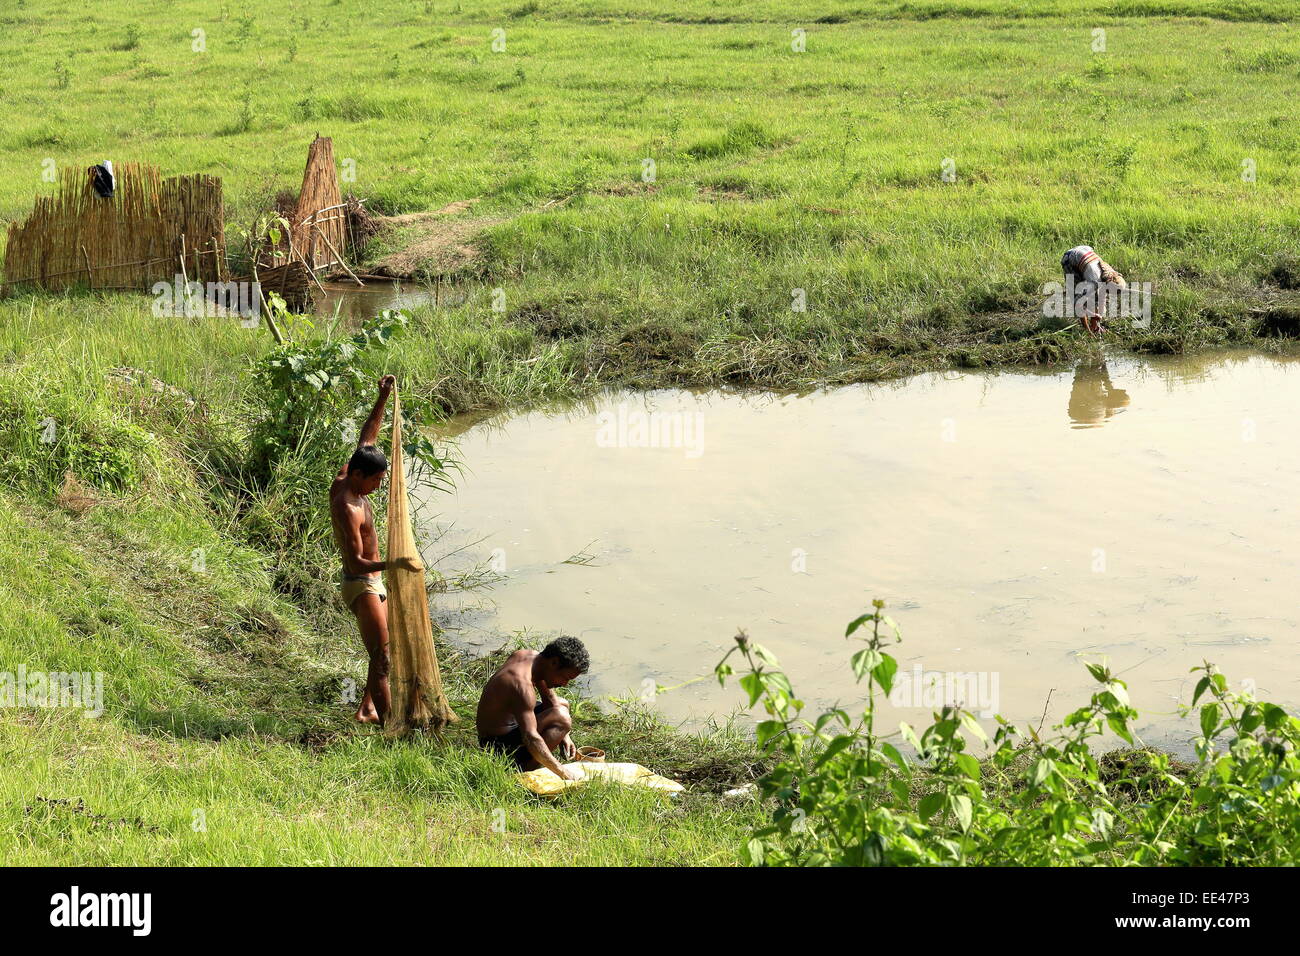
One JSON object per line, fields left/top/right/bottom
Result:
{"left": 311, "top": 279, "right": 466, "bottom": 322}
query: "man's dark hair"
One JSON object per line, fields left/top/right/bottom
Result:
{"left": 540, "top": 636, "right": 590, "bottom": 674}
{"left": 348, "top": 444, "right": 388, "bottom": 477}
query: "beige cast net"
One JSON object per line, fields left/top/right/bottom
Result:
{"left": 385, "top": 390, "right": 457, "bottom": 736}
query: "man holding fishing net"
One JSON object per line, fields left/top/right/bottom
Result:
{"left": 329, "top": 375, "right": 423, "bottom": 724}
{"left": 476, "top": 638, "right": 590, "bottom": 779}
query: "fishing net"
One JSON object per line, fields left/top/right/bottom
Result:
{"left": 385, "top": 389, "right": 457, "bottom": 736}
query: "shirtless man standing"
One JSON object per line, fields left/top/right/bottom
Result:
{"left": 476, "top": 637, "right": 590, "bottom": 779}
{"left": 329, "top": 375, "right": 423, "bottom": 724}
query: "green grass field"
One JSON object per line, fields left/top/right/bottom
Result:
{"left": 6, "top": 0, "right": 1300, "bottom": 395}
{"left": 3, "top": 0, "right": 1300, "bottom": 865}
{"left": 7, "top": 1, "right": 1300, "bottom": 396}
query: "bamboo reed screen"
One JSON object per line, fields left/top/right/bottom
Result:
{"left": 2, "top": 163, "right": 225, "bottom": 292}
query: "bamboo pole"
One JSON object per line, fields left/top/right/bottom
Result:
{"left": 313, "top": 222, "right": 363, "bottom": 286}
{"left": 250, "top": 260, "right": 286, "bottom": 346}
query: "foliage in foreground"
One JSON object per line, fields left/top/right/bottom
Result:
{"left": 718, "top": 601, "right": 1300, "bottom": 866}
{"left": 246, "top": 308, "right": 456, "bottom": 547}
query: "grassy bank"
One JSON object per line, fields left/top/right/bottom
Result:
{"left": 0, "top": 300, "right": 763, "bottom": 866}
{"left": 4, "top": 1, "right": 1300, "bottom": 407}
{"left": 5, "top": 297, "right": 1297, "bottom": 867}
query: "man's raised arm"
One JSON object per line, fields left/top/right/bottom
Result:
{"left": 358, "top": 375, "right": 396, "bottom": 449}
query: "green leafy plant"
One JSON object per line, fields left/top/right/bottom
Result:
{"left": 113, "top": 24, "right": 141, "bottom": 52}
{"left": 245, "top": 309, "right": 456, "bottom": 561}
{"left": 251, "top": 310, "right": 450, "bottom": 480}
{"left": 717, "top": 601, "right": 1300, "bottom": 866}
{"left": 1147, "top": 665, "right": 1300, "bottom": 865}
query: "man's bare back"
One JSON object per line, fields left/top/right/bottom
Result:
{"left": 476, "top": 649, "right": 543, "bottom": 738}
{"left": 475, "top": 639, "right": 590, "bottom": 779}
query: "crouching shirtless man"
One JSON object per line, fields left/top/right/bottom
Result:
{"left": 476, "top": 637, "right": 590, "bottom": 780}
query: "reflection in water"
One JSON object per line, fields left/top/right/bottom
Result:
{"left": 1068, "top": 360, "right": 1131, "bottom": 428}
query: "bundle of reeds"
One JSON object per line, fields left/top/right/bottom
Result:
{"left": 343, "top": 194, "right": 378, "bottom": 255}
{"left": 289, "top": 135, "right": 346, "bottom": 272}
{"left": 2, "top": 163, "right": 225, "bottom": 293}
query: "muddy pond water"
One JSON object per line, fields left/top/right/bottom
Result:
{"left": 418, "top": 351, "right": 1300, "bottom": 751}
{"left": 311, "top": 280, "right": 462, "bottom": 322}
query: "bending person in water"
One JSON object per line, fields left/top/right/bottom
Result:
{"left": 476, "top": 637, "right": 590, "bottom": 779}
{"left": 329, "top": 375, "right": 424, "bottom": 724}
{"left": 1062, "top": 245, "right": 1127, "bottom": 336}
